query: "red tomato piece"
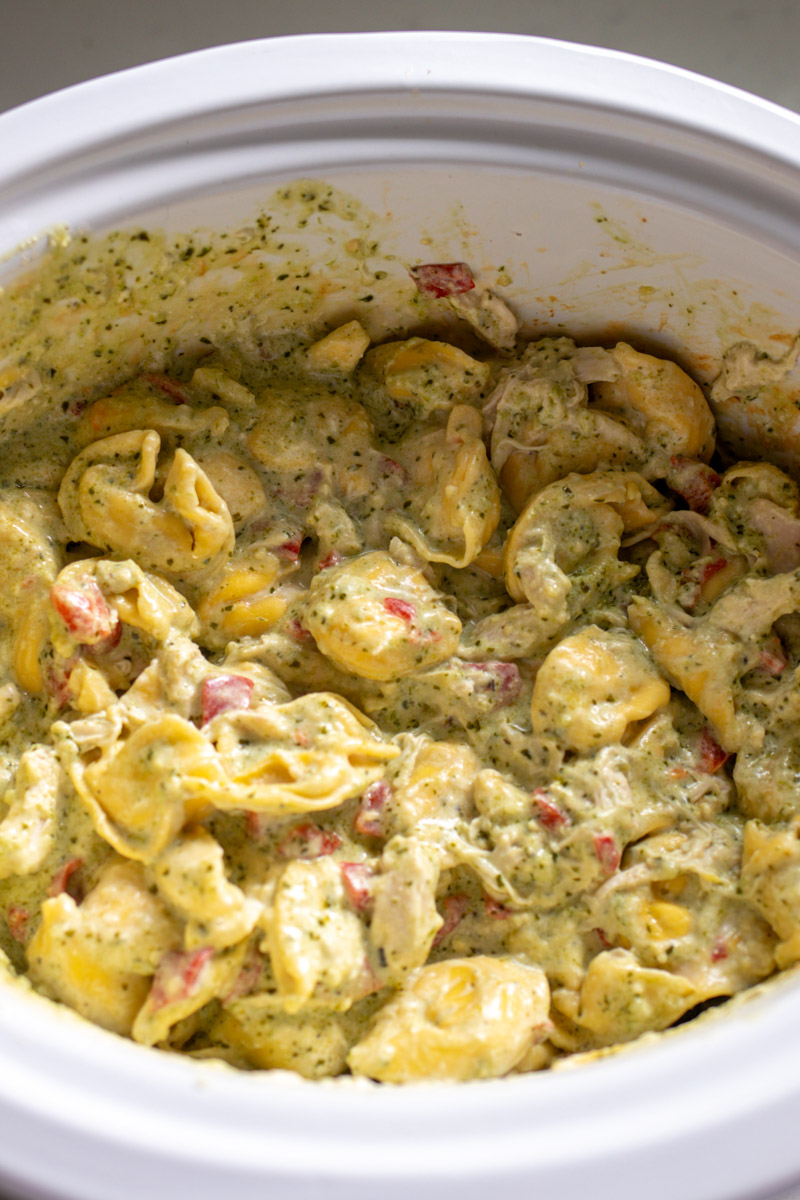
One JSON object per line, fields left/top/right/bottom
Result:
{"left": 383, "top": 597, "right": 416, "bottom": 622}
{"left": 532, "top": 788, "right": 570, "bottom": 832}
{"left": 668, "top": 457, "right": 722, "bottom": 515}
{"left": 758, "top": 636, "right": 788, "bottom": 675}
{"left": 276, "top": 536, "right": 304, "bottom": 562}
{"left": 379, "top": 456, "right": 410, "bottom": 484}
{"left": 287, "top": 616, "right": 314, "bottom": 643}
{"left": 484, "top": 894, "right": 512, "bottom": 919}
{"left": 149, "top": 946, "right": 214, "bottom": 1011}
{"left": 6, "top": 905, "right": 29, "bottom": 943}
{"left": 432, "top": 892, "right": 469, "bottom": 945}
{"left": 593, "top": 833, "right": 621, "bottom": 876}
{"left": 354, "top": 780, "right": 391, "bottom": 837}
{"left": 50, "top": 579, "right": 120, "bottom": 646}
{"left": 409, "top": 262, "right": 476, "bottom": 298}
{"left": 697, "top": 727, "right": 731, "bottom": 774}
{"left": 317, "top": 551, "right": 342, "bottom": 572}
{"left": 245, "top": 810, "right": 273, "bottom": 840}
{"left": 46, "top": 658, "right": 79, "bottom": 709}
{"left": 340, "top": 862, "right": 375, "bottom": 912}
{"left": 48, "top": 857, "right": 85, "bottom": 901}
{"left": 222, "top": 945, "right": 264, "bottom": 1003}
{"left": 470, "top": 661, "right": 523, "bottom": 708}
{"left": 699, "top": 558, "right": 730, "bottom": 586}
{"left": 277, "top": 821, "right": 342, "bottom": 859}
{"left": 710, "top": 937, "right": 729, "bottom": 962}
{"left": 143, "top": 372, "right": 190, "bottom": 404}
{"left": 201, "top": 674, "right": 254, "bottom": 724}
{"left": 67, "top": 396, "right": 88, "bottom": 418}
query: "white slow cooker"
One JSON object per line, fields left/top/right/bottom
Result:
{"left": 1, "top": 31, "right": 800, "bottom": 1200}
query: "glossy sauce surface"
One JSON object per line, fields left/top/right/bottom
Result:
{"left": 0, "top": 204, "right": 798, "bottom": 1082}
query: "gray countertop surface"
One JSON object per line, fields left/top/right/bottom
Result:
{"left": 1, "top": 1, "right": 799, "bottom": 1197}
{"left": 1, "top": 0, "right": 800, "bottom": 116}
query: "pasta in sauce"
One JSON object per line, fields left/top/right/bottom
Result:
{"left": 0, "top": 213, "right": 798, "bottom": 1083}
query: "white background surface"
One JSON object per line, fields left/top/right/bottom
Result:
{"left": 1, "top": 3, "right": 799, "bottom": 1198}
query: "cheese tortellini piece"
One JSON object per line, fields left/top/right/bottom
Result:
{"left": 152, "top": 828, "right": 261, "bottom": 951}
{"left": 74, "top": 378, "right": 229, "bottom": 446}
{"left": 211, "top": 692, "right": 398, "bottom": 814}
{"left": 360, "top": 337, "right": 490, "bottom": 440}
{"left": 503, "top": 470, "right": 670, "bottom": 634}
{"left": 303, "top": 550, "right": 461, "bottom": 681}
{"left": 212, "top": 999, "right": 355, "bottom": 1078}
{"left": 268, "top": 856, "right": 372, "bottom": 1013}
{"left": 555, "top": 948, "right": 700, "bottom": 1047}
{"left": 57, "top": 430, "right": 235, "bottom": 582}
{"left": 593, "top": 342, "right": 715, "bottom": 470}
{"left": 347, "top": 957, "right": 550, "bottom": 1082}
{"left": 64, "top": 714, "right": 228, "bottom": 862}
{"left": 27, "top": 860, "right": 181, "bottom": 1035}
{"left": 390, "top": 405, "right": 501, "bottom": 568}
{"left": 0, "top": 747, "right": 60, "bottom": 879}
{"left": 486, "top": 338, "right": 715, "bottom": 511}
{"left": 306, "top": 319, "right": 371, "bottom": 374}
{"left": 531, "top": 626, "right": 671, "bottom": 751}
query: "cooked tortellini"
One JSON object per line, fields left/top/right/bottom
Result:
{"left": 0, "top": 224, "right": 797, "bottom": 1086}
{"left": 58, "top": 430, "right": 235, "bottom": 583}
{"left": 27, "top": 860, "right": 181, "bottom": 1035}
{"left": 347, "top": 957, "right": 550, "bottom": 1082}
{"left": 531, "top": 626, "right": 671, "bottom": 751}
{"left": 303, "top": 550, "right": 462, "bottom": 680}
{"left": 389, "top": 405, "right": 502, "bottom": 567}
{"left": 504, "top": 470, "right": 671, "bottom": 636}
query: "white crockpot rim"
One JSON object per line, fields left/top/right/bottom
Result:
{"left": 1, "top": 31, "right": 800, "bottom": 1200}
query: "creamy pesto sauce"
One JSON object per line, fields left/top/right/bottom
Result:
{"left": 0, "top": 193, "right": 797, "bottom": 1082}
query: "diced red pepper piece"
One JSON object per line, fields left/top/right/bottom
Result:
{"left": 409, "top": 262, "right": 476, "bottom": 299}
{"left": 380, "top": 456, "right": 410, "bottom": 484}
{"left": 699, "top": 558, "right": 729, "bottom": 586}
{"left": 222, "top": 944, "right": 264, "bottom": 1003}
{"left": 354, "top": 780, "right": 392, "bottom": 837}
{"left": 710, "top": 936, "right": 729, "bottom": 962}
{"left": 144, "top": 372, "right": 191, "bottom": 404}
{"left": 50, "top": 578, "right": 120, "bottom": 646}
{"left": 758, "top": 635, "right": 788, "bottom": 676}
{"left": 594, "top": 927, "right": 612, "bottom": 949}
{"left": 245, "top": 810, "right": 272, "bottom": 840}
{"left": 276, "top": 536, "right": 304, "bottom": 562}
{"left": 317, "top": 551, "right": 341, "bottom": 572}
{"left": 6, "top": 905, "right": 29, "bottom": 943}
{"left": 667, "top": 457, "right": 722, "bottom": 515}
{"left": 201, "top": 674, "right": 254, "bottom": 724}
{"left": 697, "top": 727, "right": 731, "bottom": 774}
{"left": 593, "top": 833, "right": 621, "bottom": 876}
{"left": 682, "top": 557, "right": 732, "bottom": 611}
{"left": 277, "top": 821, "right": 342, "bottom": 860}
{"left": 484, "top": 894, "right": 512, "bottom": 919}
{"left": 46, "top": 658, "right": 79, "bottom": 709}
{"left": 432, "top": 892, "right": 470, "bottom": 946}
{"left": 383, "top": 597, "right": 416, "bottom": 622}
{"left": 532, "top": 788, "right": 570, "bottom": 832}
{"left": 340, "top": 862, "right": 375, "bottom": 912}
{"left": 48, "top": 857, "right": 85, "bottom": 902}
{"left": 149, "top": 946, "right": 214, "bottom": 1011}
{"left": 287, "top": 616, "right": 314, "bottom": 643}
{"left": 470, "top": 661, "right": 523, "bottom": 708}
{"left": 66, "top": 396, "right": 88, "bottom": 418}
